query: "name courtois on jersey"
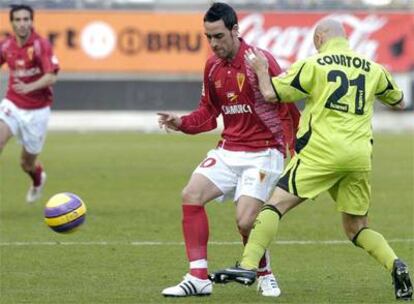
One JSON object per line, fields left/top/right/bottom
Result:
{"left": 317, "top": 54, "right": 371, "bottom": 72}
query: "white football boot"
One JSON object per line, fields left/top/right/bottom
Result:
{"left": 26, "top": 171, "right": 47, "bottom": 203}
{"left": 162, "top": 274, "right": 212, "bottom": 297}
{"left": 257, "top": 273, "right": 281, "bottom": 297}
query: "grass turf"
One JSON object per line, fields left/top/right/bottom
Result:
{"left": 0, "top": 132, "right": 413, "bottom": 303}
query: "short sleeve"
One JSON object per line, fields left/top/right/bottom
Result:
{"left": 375, "top": 67, "right": 403, "bottom": 106}
{"left": 264, "top": 51, "right": 282, "bottom": 77}
{"left": 271, "top": 59, "right": 313, "bottom": 102}
{"left": 37, "top": 39, "right": 60, "bottom": 74}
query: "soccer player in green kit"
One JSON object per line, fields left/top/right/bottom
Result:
{"left": 209, "top": 19, "right": 413, "bottom": 300}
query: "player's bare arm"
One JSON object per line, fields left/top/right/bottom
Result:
{"left": 13, "top": 73, "right": 57, "bottom": 95}
{"left": 157, "top": 112, "right": 182, "bottom": 131}
{"left": 244, "top": 49, "right": 278, "bottom": 103}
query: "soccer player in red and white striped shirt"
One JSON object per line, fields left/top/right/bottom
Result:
{"left": 159, "top": 2, "right": 299, "bottom": 298}
{"left": 0, "top": 5, "right": 59, "bottom": 203}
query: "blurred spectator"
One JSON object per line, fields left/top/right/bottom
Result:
{"left": 0, "top": 0, "right": 412, "bottom": 10}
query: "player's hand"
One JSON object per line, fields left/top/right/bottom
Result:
{"left": 12, "top": 78, "right": 33, "bottom": 94}
{"left": 157, "top": 112, "right": 182, "bottom": 132}
{"left": 244, "top": 48, "right": 269, "bottom": 74}
{"left": 389, "top": 99, "right": 405, "bottom": 111}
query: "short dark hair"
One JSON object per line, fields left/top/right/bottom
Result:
{"left": 204, "top": 2, "right": 238, "bottom": 31}
{"left": 9, "top": 4, "right": 34, "bottom": 22}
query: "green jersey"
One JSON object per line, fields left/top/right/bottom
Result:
{"left": 272, "top": 37, "right": 403, "bottom": 171}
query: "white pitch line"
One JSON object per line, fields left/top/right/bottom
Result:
{"left": 0, "top": 239, "right": 413, "bottom": 246}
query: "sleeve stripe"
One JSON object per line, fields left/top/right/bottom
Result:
{"left": 375, "top": 72, "right": 394, "bottom": 96}
{"left": 290, "top": 63, "right": 309, "bottom": 95}
{"left": 271, "top": 79, "right": 281, "bottom": 102}
{"left": 388, "top": 92, "right": 404, "bottom": 106}
{"left": 291, "top": 159, "right": 301, "bottom": 197}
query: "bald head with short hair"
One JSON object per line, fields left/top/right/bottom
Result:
{"left": 313, "top": 19, "right": 346, "bottom": 51}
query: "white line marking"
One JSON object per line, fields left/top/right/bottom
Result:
{"left": 0, "top": 239, "right": 413, "bottom": 246}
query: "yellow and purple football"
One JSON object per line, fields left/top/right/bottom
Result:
{"left": 44, "top": 193, "right": 86, "bottom": 233}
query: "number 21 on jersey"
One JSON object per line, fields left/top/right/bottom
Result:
{"left": 325, "top": 69, "right": 366, "bottom": 115}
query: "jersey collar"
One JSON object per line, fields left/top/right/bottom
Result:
{"left": 12, "top": 29, "right": 36, "bottom": 48}
{"left": 319, "top": 37, "right": 350, "bottom": 53}
{"left": 223, "top": 38, "right": 247, "bottom": 68}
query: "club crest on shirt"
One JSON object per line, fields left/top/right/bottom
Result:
{"left": 236, "top": 72, "right": 245, "bottom": 92}
{"left": 214, "top": 80, "right": 222, "bottom": 89}
{"left": 27, "top": 47, "right": 34, "bottom": 61}
{"left": 226, "top": 91, "right": 238, "bottom": 102}
{"left": 15, "top": 59, "right": 25, "bottom": 68}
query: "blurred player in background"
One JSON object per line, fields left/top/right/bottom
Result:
{"left": 210, "top": 19, "right": 413, "bottom": 301}
{"left": 0, "top": 5, "right": 59, "bottom": 203}
{"left": 158, "top": 2, "right": 300, "bottom": 298}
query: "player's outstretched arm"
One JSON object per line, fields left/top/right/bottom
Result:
{"left": 245, "top": 49, "right": 278, "bottom": 103}
{"left": 157, "top": 112, "right": 182, "bottom": 132}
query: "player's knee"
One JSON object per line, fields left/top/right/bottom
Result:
{"left": 0, "top": 136, "right": 8, "bottom": 151}
{"left": 20, "top": 159, "right": 34, "bottom": 173}
{"left": 344, "top": 227, "right": 356, "bottom": 241}
{"left": 344, "top": 223, "right": 368, "bottom": 241}
{"left": 236, "top": 218, "right": 253, "bottom": 236}
{"left": 181, "top": 186, "right": 203, "bottom": 204}
{"left": 0, "top": 124, "right": 12, "bottom": 150}
{"left": 342, "top": 213, "right": 368, "bottom": 241}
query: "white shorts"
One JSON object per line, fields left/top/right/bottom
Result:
{"left": 0, "top": 98, "right": 50, "bottom": 154}
{"left": 193, "top": 148, "right": 284, "bottom": 203}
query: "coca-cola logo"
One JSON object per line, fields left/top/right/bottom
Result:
{"left": 239, "top": 13, "right": 387, "bottom": 70}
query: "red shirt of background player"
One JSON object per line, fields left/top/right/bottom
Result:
{"left": 0, "top": 30, "right": 59, "bottom": 109}
{"left": 179, "top": 38, "right": 299, "bottom": 156}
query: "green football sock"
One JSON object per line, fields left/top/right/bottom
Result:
{"left": 354, "top": 228, "right": 397, "bottom": 271}
{"left": 240, "top": 206, "right": 280, "bottom": 270}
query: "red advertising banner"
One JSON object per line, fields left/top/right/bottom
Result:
{"left": 0, "top": 11, "right": 412, "bottom": 73}
{"left": 239, "top": 12, "right": 414, "bottom": 72}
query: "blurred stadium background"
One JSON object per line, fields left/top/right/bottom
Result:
{"left": 1, "top": 2, "right": 413, "bottom": 303}
{"left": 0, "top": 0, "right": 413, "bottom": 131}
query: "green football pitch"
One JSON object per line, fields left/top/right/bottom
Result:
{"left": 1, "top": 132, "right": 413, "bottom": 303}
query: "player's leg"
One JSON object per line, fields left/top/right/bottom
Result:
{"left": 238, "top": 156, "right": 310, "bottom": 272}
{"left": 337, "top": 171, "right": 412, "bottom": 300}
{"left": 162, "top": 173, "right": 221, "bottom": 297}
{"left": 21, "top": 148, "right": 46, "bottom": 203}
{"left": 0, "top": 119, "right": 13, "bottom": 154}
{"left": 343, "top": 213, "right": 398, "bottom": 269}
{"left": 337, "top": 172, "right": 398, "bottom": 270}
{"left": 181, "top": 173, "right": 223, "bottom": 279}
{"left": 19, "top": 107, "right": 50, "bottom": 203}
{"left": 232, "top": 148, "right": 284, "bottom": 297}
{"left": 162, "top": 149, "right": 234, "bottom": 297}
{"left": 0, "top": 99, "right": 19, "bottom": 154}
{"left": 236, "top": 195, "right": 272, "bottom": 274}
{"left": 241, "top": 187, "right": 304, "bottom": 271}
{"left": 210, "top": 158, "right": 336, "bottom": 285}
{"left": 344, "top": 213, "right": 413, "bottom": 300}
{"left": 210, "top": 187, "right": 304, "bottom": 285}
{"left": 235, "top": 195, "right": 281, "bottom": 297}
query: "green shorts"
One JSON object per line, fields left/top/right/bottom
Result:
{"left": 277, "top": 156, "right": 371, "bottom": 215}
